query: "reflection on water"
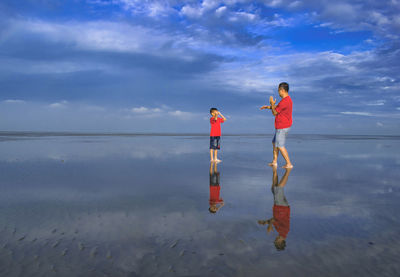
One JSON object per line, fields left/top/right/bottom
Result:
{"left": 0, "top": 134, "right": 400, "bottom": 276}
{"left": 258, "top": 167, "right": 292, "bottom": 251}
{"left": 209, "top": 162, "right": 224, "bottom": 214}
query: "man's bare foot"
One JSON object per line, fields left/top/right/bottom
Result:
{"left": 215, "top": 159, "right": 221, "bottom": 163}
{"left": 268, "top": 162, "right": 277, "bottom": 167}
{"left": 282, "top": 164, "right": 293, "bottom": 169}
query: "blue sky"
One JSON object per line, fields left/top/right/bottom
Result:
{"left": 0, "top": 0, "right": 399, "bottom": 134}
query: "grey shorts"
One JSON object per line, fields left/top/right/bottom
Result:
{"left": 272, "top": 128, "right": 290, "bottom": 148}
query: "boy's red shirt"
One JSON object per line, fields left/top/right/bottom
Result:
{"left": 275, "top": 95, "right": 293, "bottom": 129}
{"left": 209, "top": 185, "right": 223, "bottom": 205}
{"left": 210, "top": 117, "right": 224, "bottom": 136}
{"left": 273, "top": 204, "right": 290, "bottom": 238}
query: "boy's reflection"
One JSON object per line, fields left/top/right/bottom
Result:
{"left": 209, "top": 162, "right": 224, "bottom": 213}
{"left": 258, "top": 166, "right": 292, "bottom": 250}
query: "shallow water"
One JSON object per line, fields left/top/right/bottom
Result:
{"left": 0, "top": 133, "right": 399, "bottom": 277}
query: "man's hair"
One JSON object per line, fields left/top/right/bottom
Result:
{"left": 278, "top": 82, "right": 289, "bottom": 93}
{"left": 210, "top": 107, "right": 218, "bottom": 114}
{"left": 274, "top": 239, "right": 286, "bottom": 251}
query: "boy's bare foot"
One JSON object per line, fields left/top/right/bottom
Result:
{"left": 215, "top": 159, "right": 221, "bottom": 163}
{"left": 282, "top": 164, "right": 293, "bottom": 169}
{"left": 268, "top": 162, "right": 277, "bottom": 167}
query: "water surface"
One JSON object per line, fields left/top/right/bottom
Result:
{"left": 0, "top": 133, "right": 399, "bottom": 277}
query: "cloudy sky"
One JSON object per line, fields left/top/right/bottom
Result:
{"left": 0, "top": 0, "right": 399, "bottom": 134}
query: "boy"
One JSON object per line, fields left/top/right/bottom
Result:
{"left": 209, "top": 162, "right": 224, "bottom": 213}
{"left": 260, "top": 82, "right": 293, "bottom": 168}
{"left": 209, "top": 108, "right": 226, "bottom": 163}
{"left": 258, "top": 166, "right": 292, "bottom": 251}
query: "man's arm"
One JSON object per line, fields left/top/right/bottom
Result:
{"left": 260, "top": 105, "right": 271, "bottom": 110}
{"left": 269, "top": 96, "right": 278, "bottom": 116}
{"left": 270, "top": 104, "right": 278, "bottom": 116}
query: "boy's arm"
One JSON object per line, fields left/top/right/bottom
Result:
{"left": 218, "top": 111, "right": 226, "bottom": 122}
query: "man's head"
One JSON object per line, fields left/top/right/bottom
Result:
{"left": 274, "top": 236, "right": 286, "bottom": 251}
{"left": 210, "top": 107, "right": 218, "bottom": 116}
{"left": 278, "top": 82, "right": 289, "bottom": 98}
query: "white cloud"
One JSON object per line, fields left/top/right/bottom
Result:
{"left": 340, "top": 111, "right": 373, "bottom": 116}
{"left": 48, "top": 101, "right": 68, "bottom": 109}
{"left": 229, "top": 11, "right": 257, "bottom": 22}
{"left": 3, "top": 99, "right": 25, "bottom": 104}
{"left": 215, "top": 6, "right": 227, "bottom": 17}
{"left": 131, "top": 106, "right": 149, "bottom": 113}
{"left": 128, "top": 105, "right": 195, "bottom": 119}
{"left": 364, "top": 100, "right": 385, "bottom": 106}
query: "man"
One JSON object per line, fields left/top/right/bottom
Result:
{"left": 260, "top": 82, "right": 293, "bottom": 168}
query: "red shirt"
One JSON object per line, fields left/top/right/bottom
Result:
{"left": 273, "top": 205, "right": 291, "bottom": 238}
{"left": 210, "top": 117, "right": 224, "bottom": 137}
{"left": 275, "top": 96, "right": 293, "bottom": 129}
{"left": 209, "top": 185, "right": 223, "bottom": 205}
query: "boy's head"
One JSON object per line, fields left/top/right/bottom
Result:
{"left": 278, "top": 82, "right": 289, "bottom": 98}
{"left": 274, "top": 236, "right": 286, "bottom": 251}
{"left": 209, "top": 205, "right": 218, "bottom": 213}
{"left": 210, "top": 107, "right": 218, "bottom": 116}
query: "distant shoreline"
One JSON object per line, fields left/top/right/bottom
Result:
{"left": 0, "top": 131, "right": 399, "bottom": 140}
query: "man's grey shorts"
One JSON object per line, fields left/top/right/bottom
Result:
{"left": 272, "top": 127, "right": 290, "bottom": 148}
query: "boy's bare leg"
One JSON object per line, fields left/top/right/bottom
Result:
{"left": 268, "top": 143, "right": 278, "bottom": 166}
{"left": 214, "top": 150, "right": 221, "bottom": 162}
{"left": 278, "top": 146, "right": 293, "bottom": 168}
{"left": 210, "top": 149, "right": 214, "bottom": 162}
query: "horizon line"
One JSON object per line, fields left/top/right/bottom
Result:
{"left": 0, "top": 130, "right": 399, "bottom": 138}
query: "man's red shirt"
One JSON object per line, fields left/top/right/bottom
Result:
{"left": 273, "top": 204, "right": 291, "bottom": 238}
{"left": 275, "top": 95, "right": 293, "bottom": 129}
{"left": 210, "top": 117, "right": 224, "bottom": 136}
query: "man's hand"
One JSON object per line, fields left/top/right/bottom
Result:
{"left": 269, "top": 96, "right": 276, "bottom": 105}
{"left": 260, "top": 105, "right": 271, "bottom": 110}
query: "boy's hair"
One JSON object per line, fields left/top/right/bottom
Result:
{"left": 209, "top": 207, "right": 217, "bottom": 214}
{"left": 274, "top": 239, "right": 286, "bottom": 251}
{"left": 210, "top": 107, "right": 218, "bottom": 114}
{"left": 278, "top": 82, "right": 289, "bottom": 93}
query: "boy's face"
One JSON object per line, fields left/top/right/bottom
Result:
{"left": 278, "top": 88, "right": 286, "bottom": 98}
{"left": 211, "top": 110, "right": 218, "bottom": 117}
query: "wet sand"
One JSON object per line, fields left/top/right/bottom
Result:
{"left": 0, "top": 133, "right": 399, "bottom": 277}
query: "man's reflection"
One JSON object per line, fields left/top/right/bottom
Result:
{"left": 209, "top": 162, "right": 224, "bottom": 213}
{"left": 258, "top": 166, "right": 292, "bottom": 250}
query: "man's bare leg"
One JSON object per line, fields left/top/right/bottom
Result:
{"left": 268, "top": 143, "right": 279, "bottom": 166}
{"left": 210, "top": 149, "right": 214, "bottom": 162}
{"left": 278, "top": 146, "right": 293, "bottom": 168}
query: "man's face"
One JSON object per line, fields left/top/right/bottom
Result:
{"left": 278, "top": 88, "right": 285, "bottom": 98}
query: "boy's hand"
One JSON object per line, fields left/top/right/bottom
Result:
{"left": 260, "top": 105, "right": 271, "bottom": 110}
{"left": 269, "top": 96, "right": 276, "bottom": 105}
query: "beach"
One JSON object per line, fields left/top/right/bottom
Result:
{"left": 0, "top": 133, "right": 399, "bottom": 277}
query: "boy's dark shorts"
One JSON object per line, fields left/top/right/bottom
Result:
{"left": 210, "top": 136, "right": 221, "bottom": 150}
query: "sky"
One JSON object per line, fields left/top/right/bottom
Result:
{"left": 0, "top": 0, "right": 399, "bottom": 134}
